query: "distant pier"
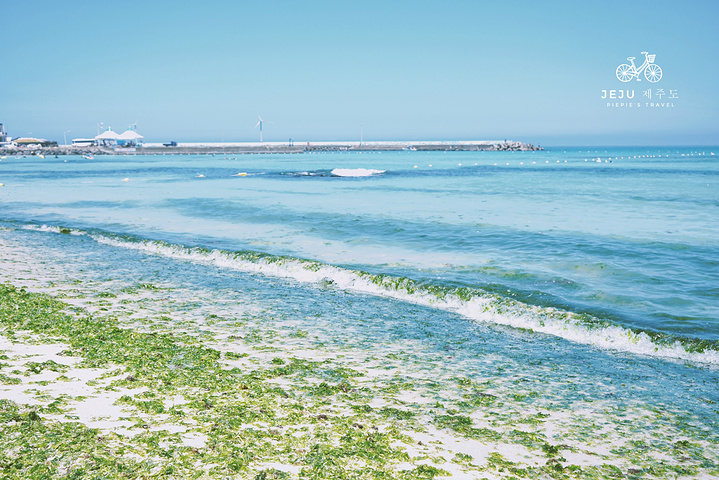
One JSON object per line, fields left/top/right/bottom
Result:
{"left": 1, "top": 140, "right": 541, "bottom": 157}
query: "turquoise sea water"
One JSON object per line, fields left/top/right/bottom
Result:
{"left": 1, "top": 147, "right": 717, "bottom": 357}
{"left": 2, "top": 146, "right": 719, "bottom": 474}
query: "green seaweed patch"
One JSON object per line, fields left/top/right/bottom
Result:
{"left": 24, "top": 360, "right": 71, "bottom": 375}
{"left": 116, "top": 394, "right": 167, "bottom": 415}
{"left": 307, "top": 381, "right": 353, "bottom": 396}
{"left": 457, "top": 391, "right": 497, "bottom": 409}
{"left": 289, "top": 328, "right": 309, "bottom": 338}
{"left": 379, "top": 406, "right": 417, "bottom": 420}
{"left": 120, "top": 282, "right": 164, "bottom": 294}
{"left": 0, "top": 373, "right": 23, "bottom": 385}
{"left": 452, "top": 452, "right": 475, "bottom": 465}
{"left": 455, "top": 376, "right": 473, "bottom": 387}
{"left": 224, "top": 351, "right": 249, "bottom": 360}
{"left": 511, "top": 390, "right": 540, "bottom": 402}
{"left": 263, "top": 357, "right": 324, "bottom": 379}
{"left": 255, "top": 468, "right": 292, "bottom": 479}
{"left": 324, "top": 366, "right": 365, "bottom": 380}
{"left": 433, "top": 414, "right": 502, "bottom": 441}
{"left": 0, "top": 399, "right": 159, "bottom": 478}
{"left": 381, "top": 378, "right": 415, "bottom": 394}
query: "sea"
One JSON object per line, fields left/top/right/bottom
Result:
{"left": 1, "top": 146, "right": 718, "bottom": 470}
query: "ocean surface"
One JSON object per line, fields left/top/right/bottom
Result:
{"left": 1, "top": 146, "right": 719, "bottom": 458}
{"left": 2, "top": 147, "right": 718, "bottom": 354}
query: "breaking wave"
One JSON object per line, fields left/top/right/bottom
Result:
{"left": 281, "top": 168, "right": 386, "bottom": 178}
{"left": 330, "top": 168, "right": 386, "bottom": 177}
{"left": 19, "top": 223, "right": 719, "bottom": 366}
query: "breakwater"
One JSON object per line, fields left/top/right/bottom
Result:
{"left": 1, "top": 140, "right": 541, "bottom": 157}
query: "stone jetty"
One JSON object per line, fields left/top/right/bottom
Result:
{"left": 1, "top": 140, "right": 541, "bottom": 157}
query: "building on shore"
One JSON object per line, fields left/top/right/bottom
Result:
{"left": 116, "top": 128, "right": 144, "bottom": 147}
{"left": 13, "top": 137, "right": 58, "bottom": 148}
{"left": 95, "top": 126, "right": 144, "bottom": 147}
{"left": 95, "top": 128, "right": 120, "bottom": 146}
{"left": 0, "top": 123, "right": 11, "bottom": 146}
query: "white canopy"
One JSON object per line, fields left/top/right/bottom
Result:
{"left": 117, "top": 130, "right": 144, "bottom": 140}
{"left": 95, "top": 129, "right": 119, "bottom": 140}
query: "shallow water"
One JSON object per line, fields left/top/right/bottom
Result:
{"left": 1, "top": 147, "right": 718, "bottom": 354}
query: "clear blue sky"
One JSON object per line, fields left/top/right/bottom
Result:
{"left": 2, "top": 0, "right": 718, "bottom": 145}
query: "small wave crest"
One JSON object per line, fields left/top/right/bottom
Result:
{"left": 331, "top": 168, "right": 386, "bottom": 177}
{"left": 281, "top": 168, "right": 387, "bottom": 178}
{"left": 19, "top": 223, "right": 719, "bottom": 366}
{"left": 281, "top": 170, "right": 328, "bottom": 177}
{"left": 21, "top": 224, "right": 83, "bottom": 235}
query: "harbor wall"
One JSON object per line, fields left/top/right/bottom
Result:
{"left": 0, "top": 141, "right": 541, "bottom": 156}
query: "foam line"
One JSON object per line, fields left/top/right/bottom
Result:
{"left": 19, "top": 223, "right": 719, "bottom": 366}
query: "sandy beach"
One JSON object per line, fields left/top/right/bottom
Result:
{"left": 0, "top": 231, "right": 530, "bottom": 479}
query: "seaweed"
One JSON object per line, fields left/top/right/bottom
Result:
{"left": 2, "top": 277, "right": 718, "bottom": 480}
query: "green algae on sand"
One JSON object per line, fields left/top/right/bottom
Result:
{"left": 1, "top": 283, "right": 718, "bottom": 479}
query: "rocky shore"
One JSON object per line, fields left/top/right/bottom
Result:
{"left": 1, "top": 140, "right": 541, "bottom": 157}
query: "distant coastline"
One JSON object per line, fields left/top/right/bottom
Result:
{"left": 0, "top": 140, "right": 541, "bottom": 156}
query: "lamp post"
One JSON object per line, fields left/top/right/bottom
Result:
{"left": 64, "top": 130, "right": 70, "bottom": 146}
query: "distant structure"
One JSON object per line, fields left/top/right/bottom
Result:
{"left": 0, "top": 123, "right": 11, "bottom": 146}
{"left": 72, "top": 138, "right": 98, "bottom": 147}
{"left": 94, "top": 125, "right": 144, "bottom": 148}
{"left": 117, "top": 128, "right": 144, "bottom": 147}
{"left": 254, "top": 115, "right": 264, "bottom": 142}
{"left": 13, "top": 137, "right": 58, "bottom": 147}
{"left": 95, "top": 128, "right": 120, "bottom": 146}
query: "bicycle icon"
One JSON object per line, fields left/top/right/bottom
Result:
{"left": 616, "top": 52, "right": 662, "bottom": 83}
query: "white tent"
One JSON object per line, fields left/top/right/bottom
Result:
{"left": 117, "top": 129, "right": 144, "bottom": 146}
{"left": 95, "top": 128, "right": 120, "bottom": 146}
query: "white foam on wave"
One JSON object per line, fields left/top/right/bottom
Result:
{"left": 32, "top": 227, "right": 719, "bottom": 367}
{"left": 21, "top": 224, "right": 83, "bottom": 235}
{"left": 22, "top": 224, "right": 63, "bottom": 234}
{"left": 330, "top": 168, "right": 386, "bottom": 177}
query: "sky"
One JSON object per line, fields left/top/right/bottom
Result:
{"left": 2, "top": 0, "right": 718, "bottom": 146}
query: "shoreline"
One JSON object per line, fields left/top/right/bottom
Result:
{"left": 2, "top": 225, "right": 719, "bottom": 479}
{"left": 0, "top": 140, "right": 541, "bottom": 157}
